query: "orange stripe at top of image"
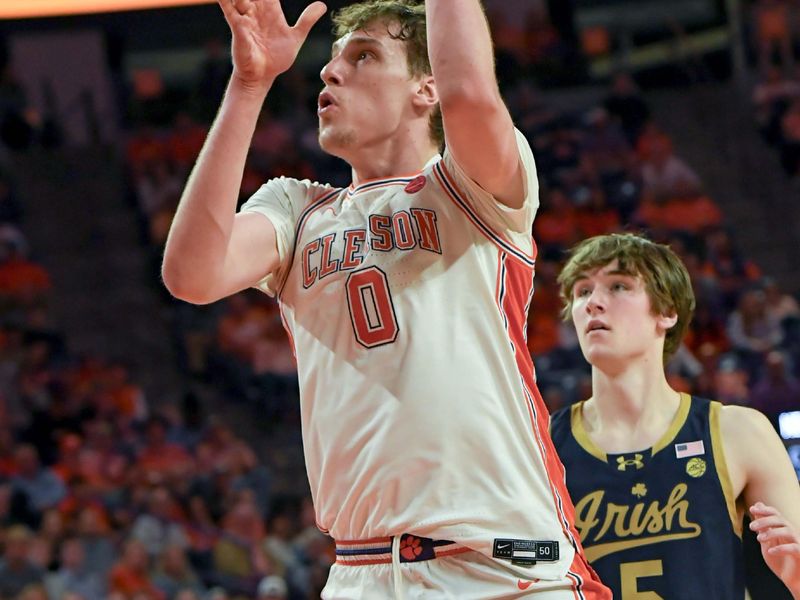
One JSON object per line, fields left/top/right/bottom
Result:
{"left": 0, "top": 0, "right": 215, "bottom": 19}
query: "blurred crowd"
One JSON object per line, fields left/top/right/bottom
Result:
{"left": 0, "top": 1, "right": 798, "bottom": 600}
{"left": 0, "top": 53, "right": 332, "bottom": 600}
{"left": 749, "top": 0, "right": 800, "bottom": 176}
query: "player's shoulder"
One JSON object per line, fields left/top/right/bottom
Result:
{"left": 717, "top": 403, "right": 776, "bottom": 441}
{"left": 258, "top": 176, "right": 339, "bottom": 199}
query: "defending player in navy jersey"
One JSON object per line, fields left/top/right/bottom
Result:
{"left": 550, "top": 233, "right": 800, "bottom": 599}
{"left": 162, "top": 0, "right": 610, "bottom": 597}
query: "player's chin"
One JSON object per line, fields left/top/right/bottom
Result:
{"left": 318, "top": 129, "right": 353, "bottom": 157}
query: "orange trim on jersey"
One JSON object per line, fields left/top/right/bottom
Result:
{"left": 433, "top": 546, "right": 472, "bottom": 559}
{"left": 496, "top": 256, "right": 588, "bottom": 560}
{"left": 277, "top": 188, "right": 342, "bottom": 298}
{"left": 433, "top": 161, "right": 537, "bottom": 263}
{"left": 335, "top": 537, "right": 392, "bottom": 546}
{"left": 335, "top": 557, "right": 392, "bottom": 566}
{"left": 348, "top": 170, "right": 426, "bottom": 191}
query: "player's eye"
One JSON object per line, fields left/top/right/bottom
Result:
{"left": 611, "top": 281, "right": 628, "bottom": 292}
{"left": 575, "top": 286, "right": 592, "bottom": 298}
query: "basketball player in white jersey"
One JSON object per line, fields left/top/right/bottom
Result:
{"left": 162, "top": 0, "right": 610, "bottom": 597}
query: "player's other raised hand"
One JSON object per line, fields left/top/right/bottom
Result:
{"left": 750, "top": 502, "right": 800, "bottom": 598}
{"left": 218, "top": 0, "right": 327, "bottom": 93}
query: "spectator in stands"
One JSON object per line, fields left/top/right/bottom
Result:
{"left": 762, "top": 276, "right": 800, "bottom": 323}
{"left": 136, "top": 415, "right": 194, "bottom": 483}
{"left": 750, "top": 350, "right": 800, "bottom": 423}
{"left": 211, "top": 499, "right": 270, "bottom": 596}
{"left": 108, "top": 537, "right": 165, "bottom": 599}
{"left": 151, "top": 543, "right": 207, "bottom": 599}
{"left": 10, "top": 443, "right": 67, "bottom": 514}
{"left": 604, "top": 72, "right": 650, "bottom": 145}
{"left": 779, "top": 98, "right": 800, "bottom": 175}
{"left": 753, "top": 65, "right": 800, "bottom": 143}
{"left": 751, "top": 0, "right": 796, "bottom": 75}
{"left": 130, "top": 486, "right": 189, "bottom": 559}
{"left": 74, "top": 505, "right": 117, "bottom": 579}
{"left": 703, "top": 227, "right": 761, "bottom": 310}
{"left": 728, "top": 287, "right": 785, "bottom": 355}
{"left": 0, "top": 240, "right": 51, "bottom": 310}
{"left": 44, "top": 537, "right": 106, "bottom": 600}
{"left": 0, "top": 524, "right": 45, "bottom": 598}
{"left": 256, "top": 574, "right": 288, "bottom": 600}
{"left": 640, "top": 132, "right": 702, "bottom": 201}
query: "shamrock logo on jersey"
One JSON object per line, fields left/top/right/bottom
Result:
{"left": 631, "top": 483, "right": 648, "bottom": 498}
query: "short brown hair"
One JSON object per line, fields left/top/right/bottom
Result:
{"left": 332, "top": 0, "right": 443, "bottom": 149}
{"left": 557, "top": 233, "right": 695, "bottom": 361}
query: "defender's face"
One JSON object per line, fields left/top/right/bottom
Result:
{"left": 318, "top": 21, "right": 421, "bottom": 157}
{"left": 570, "top": 260, "right": 666, "bottom": 370}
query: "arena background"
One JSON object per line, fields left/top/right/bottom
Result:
{"left": 0, "top": 0, "right": 798, "bottom": 598}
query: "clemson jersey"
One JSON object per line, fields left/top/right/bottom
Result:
{"left": 240, "top": 130, "right": 581, "bottom": 581}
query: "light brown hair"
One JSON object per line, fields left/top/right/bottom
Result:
{"left": 332, "top": 0, "right": 443, "bottom": 149}
{"left": 557, "top": 233, "right": 695, "bottom": 361}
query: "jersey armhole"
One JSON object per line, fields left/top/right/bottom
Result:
{"left": 709, "top": 401, "right": 743, "bottom": 538}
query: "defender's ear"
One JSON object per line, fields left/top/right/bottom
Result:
{"left": 657, "top": 311, "right": 679, "bottom": 332}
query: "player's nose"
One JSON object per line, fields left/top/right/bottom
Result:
{"left": 320, "top": 57, "right": 343, "bottom": 86}
{"left": 585, "top": 290, "right": 606, "bottom": 314}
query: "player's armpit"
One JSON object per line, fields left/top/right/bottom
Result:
{"left": 721, "top": 406, "right": 800, "bottom": 531}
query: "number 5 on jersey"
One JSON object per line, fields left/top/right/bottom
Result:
{"left": 620, "top": 560, "right": 663, "bottom": 599}
{"left": 346, "top": 267, "right": 399, "bottom": 348}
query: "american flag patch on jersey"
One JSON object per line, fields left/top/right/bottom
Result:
{"left": 675, "top": 440, "right": 705, "bottom": 459}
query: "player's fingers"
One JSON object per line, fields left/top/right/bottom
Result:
{"left": 750, "top": 502, "right": 778, "bottom": 516}
{"left": 750, "top": 515, "right": 787, "bottom": 531}
{"left": 767, "top": 542, "right": 800, "bottom": 555}
{"left": 293, "top": 2, "right": 327, "bottom": 40}
{"left": 217, "top": 0, "right": 238, "bottom": 20}
{"left": 232, "top": 0, "right": 252, "bottom": 16}
{"left": 757, "top": 525, "right": 793, "bottom": 542}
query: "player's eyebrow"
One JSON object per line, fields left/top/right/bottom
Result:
{"left": 331, "top": 35, "right": 384, "bottom": 58}
{"left": 573, "top": 267, "right": 637, "bottom": 282}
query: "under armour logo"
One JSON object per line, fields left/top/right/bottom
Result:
{"left": 617, "top": 454, "right": 644, "bottom": 471}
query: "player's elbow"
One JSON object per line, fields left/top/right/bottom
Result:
{"left": 161, "top": 260, "right": 219, "bottom": 305}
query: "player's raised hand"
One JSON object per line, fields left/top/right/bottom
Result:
{"left": 750, "top": 502, "right": 800, "bottom": 598}
{"left": 217, "top": 0, "right": 327, "bottom": 92}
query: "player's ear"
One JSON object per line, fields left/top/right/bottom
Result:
{"left": 412, "top": 75, "right": 438, "bottom": 112}
{"left": 657, "top": 311, "right": 678, "bottom": 332}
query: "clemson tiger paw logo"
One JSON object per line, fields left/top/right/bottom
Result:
{"left": 400, "top": 536, "right": 423, "bottom": 560}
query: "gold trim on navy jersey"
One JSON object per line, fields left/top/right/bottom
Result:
{"left": 571, "top": 401, "right": 607, "bottom": 462}
{"left": 652, "top": 393, "right": 691, "bottom": 455}
{"left": 710, "top": 401, "right": 742, "bottom": 538}
{"left": 570, "top": 392, "right": 691, "bottom": 462}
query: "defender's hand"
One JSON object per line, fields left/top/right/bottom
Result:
{"left": 218, "top": 0, "right": 327, "bottom": 92}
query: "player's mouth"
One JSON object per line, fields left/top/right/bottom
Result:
{"left": 586, "top": 320, "right": 609, "bottom": 334}
{"left": 318, "top": 91, "right": 338, "bottom": 116}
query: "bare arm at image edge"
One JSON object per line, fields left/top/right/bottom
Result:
{"left": 426, "top": 0, "right": 524, "bottom": 209}
{"left": 161, "top": 0, "right": 326, "bottom": 304}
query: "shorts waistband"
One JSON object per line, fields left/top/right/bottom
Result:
{"left": 334, "top": 534, "right": 471, "bottom": 566}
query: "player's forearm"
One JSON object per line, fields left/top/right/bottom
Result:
{"left": 426, "top": 0, "right": 499, "bottom": 105}
{"left": 162, "top": 77, "right": 274, "bottom": 302}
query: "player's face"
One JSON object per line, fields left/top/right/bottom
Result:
{"left": 570, "top": 260, "right": 672, "bottom": 371}
{"left": 318, "top": 21, "right": 425, "bottom": 158}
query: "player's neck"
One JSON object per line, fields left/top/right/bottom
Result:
{"left": 584, "top": 359, "right": 681, "bottom": 451}
{"left": 347, "top": 135, "right": 439, "bottom": 186}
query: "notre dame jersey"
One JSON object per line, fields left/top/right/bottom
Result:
{"left": 550, "top": 394, "right": 745, "bottom": 599}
